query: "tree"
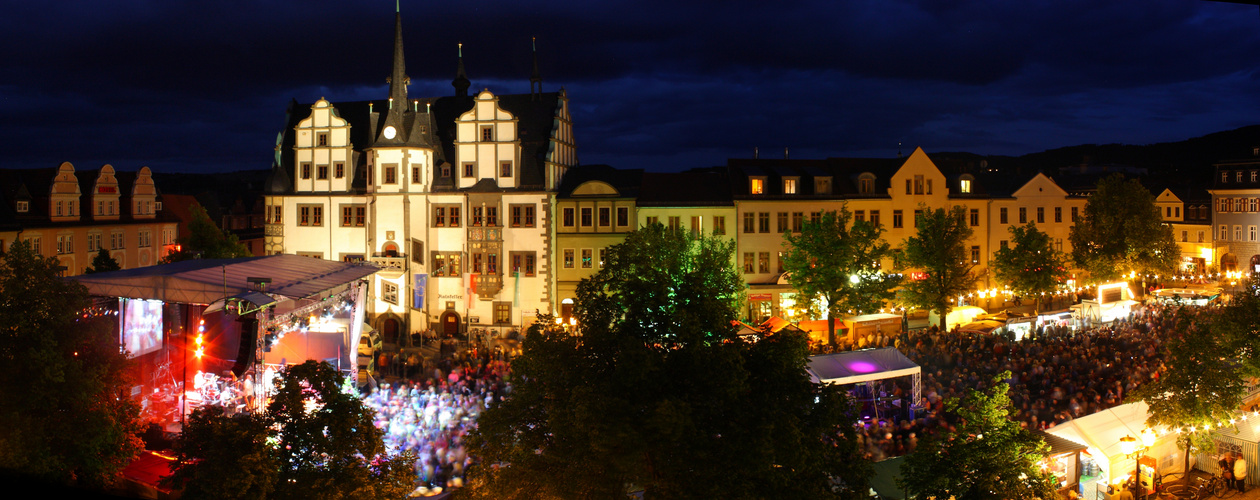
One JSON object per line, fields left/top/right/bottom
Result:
{"left": 0, "top": 240, "right": 143, "bottom": 488}
{"left": 162, "top": 204, "right": 251, "bottom": 263}
{"left": 900, "top": 372, "right": 1059, "bottom": 500}
{"left": 990, "top": 222, "right": 1070, "bottom": 314}
{"left": 1069, "top": 174, "right": 1179, "bottom": 283}
{"left": 83, "top": 248, "right": 122, "bottom": 274}
{"left": 466, "top": 224, "right": 870, "bottom": 499}
{"left": 165, "top": 361, "right": 414, "bottom": 500}
{"left": 899, "top": 206, "right": 979, "bottom": 331}
{"left": 782, "top": 208, "right": 901, "bottom": 347}
{"left": 1135, "top": 306, "right": 1249, "bottom": 477}
{"left": 163, "top": 407, "right": 278, "bottom": 499}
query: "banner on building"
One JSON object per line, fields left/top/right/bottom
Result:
{"left": 513, "top": 270, "right": 521, "bottom": 308}
{"left": 413, "top": 274, "right": 427, "bottom": 309}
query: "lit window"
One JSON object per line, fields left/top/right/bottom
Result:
{"left": 960, "top": 178, "right": 972, "bottom": 194}
{"left": 783, "top": 178, "right": 797, "bottom": 194}
{"left": 750, "top": 178, "right": 764, "bottom": 195}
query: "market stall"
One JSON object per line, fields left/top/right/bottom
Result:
{"left": 928, "top": 305, "right": 986, "bottom": 332}
{"left": 1046, "top": 402, "right": 1182, "bottom": 499}
{"left": 1195, "top": 415, "right": 1260, "bottom": 489}
{"left": 841, "top": 313, "right": 901, "bottom": 346}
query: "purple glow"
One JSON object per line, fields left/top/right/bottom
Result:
{"left": 847, "top": 361, "right": 879, "bottom": 373}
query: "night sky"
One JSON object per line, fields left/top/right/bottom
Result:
{"left": 2, "top": 1, "right": 1258, "bottom": 174}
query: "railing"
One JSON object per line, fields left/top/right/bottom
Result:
{"left": 369, "top": 254, "right": 407, "bottom": 274}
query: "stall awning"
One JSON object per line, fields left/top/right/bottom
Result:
{"left": 807, "top": 347, "right": 920, "bottom": 385}
{"left": 1038, "top": 430, "right": 1088, "bottom": 456}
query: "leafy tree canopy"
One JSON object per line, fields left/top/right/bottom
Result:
{"left": 0, "top": 240, "right": 143, "bottom": 488}
{"left": 166, "top": 361, "right": 414, "bottom": 500}
{"left": 1135, "top": 305, "right": 1249, "bottom": 475}
{"left": 84, "top": 248, "right": 122, "bottom": 274}
{"left": 898, "top": 206, "right": 979, "bottom": 331}
{"left": 163, "top": 406, "right": 277, "bottom": 499}
{"left": 899, "top": 372, "right": 1059, "bottom": 500}
{"left": 782, "top": 208, "right": 901, "bottom": 346}
{"left": 990, "top": 222, "right": 1070, "bottom": 313}
{"left": 1068, "top": 174, "right": 1179, "bottom": 282}
{"left": 466, "top": 225, "right": 870, "bottom": 499}
{"left": 162, "top": 203, "right": 251, "bottom": 263}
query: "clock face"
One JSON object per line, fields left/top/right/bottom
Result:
{"left": 383, "top": 126, "right": 397, "bottom": 139}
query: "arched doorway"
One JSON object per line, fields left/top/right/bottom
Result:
{"left": 561, "top": 298, "right": 574, "bottom": 320}
{"left": 439, "top": 311, "right": 461, "bottom": 337}
{"left": 376, "top": 315, "right": 401, "bottom": 345}
{"left": 382, "top": 242, "right": 399, "bottom": 258}
{"left": 1222, "top": 253, "right": 1238, "bottom": 272}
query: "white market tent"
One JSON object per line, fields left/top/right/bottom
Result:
{"left": 807, "top": 347, "right": 921, "bottom": 414}
{"left": 1046, "top": 401, "right": 1184, "bottom": 496}
{"left": 928, "top": 305, "right": 986, "bottom": 331}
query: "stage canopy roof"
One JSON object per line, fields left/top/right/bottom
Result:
{"left": 806, "top": 347, "right": 921, "bottom": 385}
{"left": 72, "top": 255, "right": 379, "bottom": 305}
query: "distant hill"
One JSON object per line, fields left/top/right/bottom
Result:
{"left": 930, "top": 125, "right": 1260, "bottom": 196}
{"left": 1017, "top": 124, "right": 1260, "bottom": 176}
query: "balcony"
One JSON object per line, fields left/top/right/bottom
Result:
{"left": 370, "top": 253, "right": 407, "bottom": 279}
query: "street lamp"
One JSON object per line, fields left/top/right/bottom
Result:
{"left": 1119, "top": 428, "right": 1158, "bottom": 498}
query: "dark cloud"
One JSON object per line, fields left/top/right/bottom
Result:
{"left": 0, "top": 0, "right": 1257, "bottom": 173}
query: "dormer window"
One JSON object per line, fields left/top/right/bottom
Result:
{"left": 750, "top": 178, "right": 765, "bottom": 195}
{"left": 15, "top": 201, "right": 28, "bottom": 213}
{"left": 1252, "top": 171, "right": 1257, "bottom": 182}
{"left": 815, "top": 177, "right": 831, "bottom": 195}
{"left": 1223, "top": 171, "right": 1230, "bottom": 183}
{"left": 858, "top": 173, "right": 875, "bottom": 194}
{"left": 959, "top": 174, "right": 974, "bottom": 194}
{"left": 1238, "top": 171, "right": 1244, "bottom": 182}
{"left": 155, "top": 201, "right": 162, "bottom": 212}
{"left": 783, "top": 178, "right": 797, "bottom": 194}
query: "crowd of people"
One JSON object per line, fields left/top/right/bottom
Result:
{"left": 854, "top": 302, "right": 1189, "bottom": 462}
{"left": 360, "top": 348, "right": 513, "bottom": 492}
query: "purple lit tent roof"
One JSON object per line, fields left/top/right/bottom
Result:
{"left": 806, "top": 347, "right": 920, "bottom": 386}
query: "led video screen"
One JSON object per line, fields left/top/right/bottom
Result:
{"left": 120, "top": 298, "right": 163, "bottom": 357}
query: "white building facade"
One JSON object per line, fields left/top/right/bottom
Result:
{"left": 265, "top": 12, "right": 577, "bottom": 342}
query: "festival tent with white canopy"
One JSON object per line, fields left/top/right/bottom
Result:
{"left": 807, "top": 347, "right": 921, "bottom": 416}
{"left": 1046, "top": 401, "right": 1183, "bottom": 498}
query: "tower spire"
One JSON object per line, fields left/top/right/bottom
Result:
{"left": 452, "top": 42, "right": 470, "bottom": 97}
{"left": 530, "top": 36, "right": 542, "bottom": 99}
{"left": 387, "top": 10, "right": 409, "bottom": 106}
